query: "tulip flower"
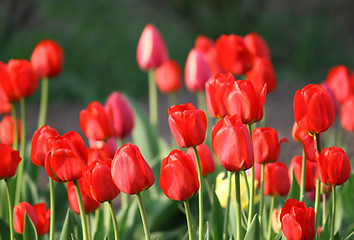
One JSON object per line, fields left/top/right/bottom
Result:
{"left": 289, "top": 156, "right": 317, "bottom": 192}
{"left": 187, "top": 143, "right": 215, "bottom": 176}
{"left": 244, "top": 32, "right": 271, "bottom": 60}
{"left": 205, "top": 72, "right": 235, "bottom": 118}
{"left": 168, "top": 103, "right": 207, "bottom": 148}
{"left": 320, "top": 82, "right": 340, "bottom": 114}
{"left": 246, "top": 57, "right": 276, "bottom": 94}
{"left": 0, "top": 115, "right": 21, "bottom": 145}
{"left": 111, "top": 143, "right": 154, "bottom": 195}
{"left": 32, "top": 203, "right": 51, "bottom": 236}
{"left": 280, "top": 198, "right": 315, "bottom": 240}
{"left": 0, "top": 143, "right": 21, "bottom": 179}
{"left": 340, "top": 94, "right": 354, "bottom": 131}
{"left": 87, "top": 139, "right": 115, "bottom": 164}
{"left": 67, "top": 180, "right": 100, "bottom": 214}
{"left": 80, "top": 101, "right": 113, "bottom": 141}
{"left": 0, "top": 62, "right": 11, "bottom": 102}
{"left": 155, "top": 59, "right": 182, "bottom": 94}
{"left": 136, "top": 24, "right": 168, "bottom": 71}
{"left": 224, "top": 79, "right": 267, "bottom": 124}
{"left": 264, "top": 162, "right": 290, "bottom": 197}
{"left": 325, "top": 65, "right": 351, "bottom": 103}
{"left": 215, "top": 34, "right": 253, "bottom": 75}
{"left": 31, "top": 39, "right": 64, "bottom": 78}
{"left": 293, "top": 84, "right": 335, "bottom": 134}
{"left": 272, "top": 208, "right": 281, "bottom": 233}
{"left": 291, "top": 121, "right": 308, "bottom": 142}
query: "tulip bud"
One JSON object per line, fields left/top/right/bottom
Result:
{"left": 289, "top": 155, "right": 317, "bottom": 192}
{"left": 187, "top": 143, "right": 216, "bottom": 176}
{"left": 340, "top": 94, "right": 354, "bottom": 131}
{"left": 67, "top": 180, "right": 100, "bottom": 214}
{"left": 0, "top": 115, "right": 21, "bottom": 145}
{"left": 264, "top": 162, "right": 290, "bottom": 197}
{"left": 155, "top": 59, "right": 182, "bottom": 94}
{"left": 0, "top": 143, "right": 21, "bottom": 179}
{"left": 244, "top": 32, "right": 271, "bottom": 60}
{"left": 246, "top": 57, "right": 276, "bottom": 94}
{"left": 325, "top": 65, "right": 351, "bottom": 103}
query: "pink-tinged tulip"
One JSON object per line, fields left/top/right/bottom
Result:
{"left": 32, "top": 203, "right": 50, "bottom": 236}
{"left": 187, "top": 143, "right": 215, "bottom": 176}
{"left": 224, "top": 79, "right": 267, "bottom": 124}
{"left": 325, "top": 65, "right": 351, "bottom": 103}
{"left": 0, "top": 143, "right": 21, "bottom": 179}
{"left": 293, "top": 84, "right": 335, "bottom": 134}
{"left": 67, "top": 180, "right": 100, "bottom": 214}
{"left": 160, "top": 150, "right": 199, "bottom": 201}
{"left": 244, "top": 32, "right": 271, "bottom": 60}
{"left": 184, "top": 48, "right": 211, "bottom": 92}
{"left": 136, "top": 24, "right": 168, "bottom": 70}
{"left": 13, "top": 202, "right": 38, "bottom": 234}
{"left": 340, "top": 94, "right": 354, "bottom": 131}
{"left": 168, "top": 103, "right": 207, "bottom": 148}
{"left": 212, "top": 114, "right": 254, "bottom": 172}
{"left": 289, "top": 156, "right": 317, "bottom": 192}
{"left": 80, "top": 101, "right": 113, "bottom": 141}
{"left": 104, "top": 92, "right": 134, "bottom": 139}
{"left": 280, "top": 199, "right": 315, "bottom": 240}
{"left": 31, "top": 39, "right": 64, "bottom": 78}
{"left": 0, "top": 115, "right": 21, "bottom": 145}
{"left": 205, "top": 72, "right": 235, "bottom": 118}
{"left": 155, "top": 59, "right": 182, "bottom": 94}
{"left": 252, "top": 127, "right": 287, "bottom": 164}
{"left": 111, "top": 143, "right": 154, "bottom": 195}
{"left": 82, "top": 159, "right": 120, "bottom": 202}
{"left": 264, "top": 162, "right": 290, "bottom": 197}
{"left": 215, "top": 34, "right": 253, "bottom": 75}
{"left": 291, "top": 121, "right": 308, "bottom": 142}
{"left": 317, "top": 146, "right": 351, "bottom": 186}
{"left": 31, "top": 124, "right": 59, "bottom": 167}
{"left": 246, "top": 57, "right": 276, "bottom": 94}
{"left": 45, "top": 131, "right": 88, "bottom": 182}
{"left": 272, "top": 208, "right": 282, "bottom": 233}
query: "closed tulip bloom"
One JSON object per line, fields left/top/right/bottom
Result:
{"left": 184, "top": 48, "right": 211, "bottom": 92}
{"left": 325, "top": 65, "right": 351, "bottom": 103}
{"left": 291, "top": 121, "right": 308, "bottom": 142}
{"left": 264, "top": 162, "right": 290, "bottom": 197}
{"left": 340, "top": 94, "right": 354, "bottom": 131}
{"left": 0, "top": 63, "right": 11, "bottom": 112}
{"left": 31, "top": 39, "right": 64, "bottom": 78}
{"left": 13, "top": 202, "right": 38, "bottom": 234}
{"left": 32, "top": 203, "right": 51, "bottom": 236}
{"left": 317, "top": 146, "right": 351, "bottom": 186}
{"left": 187, "top": 143, "right": 216, "bottom": 176}
{"left": 0, "top": 143, "right": 21, "bottom": 179}
{"left": 80, "top": 101, "right": 113, "bottom": 141}
{"left": 212, "top": 114, "right": 254, "bottom": 172}
{"left": 155, "top": 59, "right": 182, "bottom": 93}
{"left": 105, "top": 92, "right": 135, "bottom": 139}
{"left": 111, "top": 143, "right": 154, "bottom": 195}
{"left": 244, "top": 32, "right": 271, "bottom": 60}
{"left": 160, "top": 150, "right": 199, "bottom": 201}
{"left": 205, "top": 72, "right": 235, "bottom": 118}
{"left": 293, "top": 84, "right": 335, "bottom": 134}
{"left": 280, "top": 199, "right": 315, "bottom": 240}
{"left": 45, "top": 131, "right": 88, "bottom": 182}
{"left": 136, "top": 24, "right": 168, "bottom": 70}
{"left": 224, "top": 79, "right": 267, "bottom": 124}
{"left": 289, "top": 156, "right": 317, "bottom": 192}
{"left": 215, "top": 34, "right": 253, "bottom": 75}
{"left": 168, "top": 103, "right": 207, "bottom": 148}
{"left": 246, "top": 57, "right": 276, "bottom": 94}
{"left": 0, "top": 115, "right": 21, "bottom": 145}
{"left": 320, "top": 82, "right": 340, "bottom": 114}
{"left": 87, "top": 139, "right": 115, "bottom": 164}
{"left": 67, "top": 180, "right": 100, "bottom": 214}
{"left": 31, "top": 124, "right": 59, "bottom": 167}
{"left": 301, "top": 134, "right": 319, "bottom": 162}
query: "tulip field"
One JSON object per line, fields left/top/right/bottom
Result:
{"left": 1, "top": 23, "right": 354, "bottom": 240}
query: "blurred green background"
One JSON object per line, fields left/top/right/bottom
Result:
{"left": 0, "top": 0, "right": 353, "bottom": 103}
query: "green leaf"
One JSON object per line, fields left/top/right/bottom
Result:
{"left": 23, "top": 212, "right": 38, "bottom": 240}
{"left": 93, "top": 206, "right": 108, "bottom": 240}
{"left": 212, "top": 188, "right": 224, "bottom": 240}
{"left": 287, "top": 170, "right": 300, "bottom": 200}
{"left": 60, "top": 209, "right": 76, "bottom": 240}
{"left": 243, "top": 213, "right": 260, "bottom": 240}
{"left": 319, "top": 213, "right": 330, "bottom": 240}
{"left": 344, "top": 230, "right": 354, "bottom": 240}
{"left": 0, "top": 218, "right": 10, "bottom": 240}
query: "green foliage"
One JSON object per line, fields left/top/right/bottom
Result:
{"left": 244, "top": 214, "right": 260, "bottom": 240}
{"left": 59, "top": 209, "right": 76, "bottom": 240}
{"left": 23, "top": 212, "right": 38, "bottom": 240}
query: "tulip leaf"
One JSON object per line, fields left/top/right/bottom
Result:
{"left": 243, "top": 213, "right": 260, "bottom": 240}
{"left": 59, "top": 209, "right": 76, "bottom": 240}
{"left": 319, "top": 213, "right": 330, "bottom": 240}
{"left": 0, "top": 218, "right": 10, "bottom": 240}
{"left": 212, "top": 188, "right": 224, "bottom": 240}
{"left": 287, "top": 170, "right": 300, "bottom": 200}
{"left": 93, "top": 206, "right": 108, "bottom": 240}
{"left": 25, "top": 173, "right": 39, "bottom": 205}
{"left": 23, "top": 212, "right": 38, "bottom": 240}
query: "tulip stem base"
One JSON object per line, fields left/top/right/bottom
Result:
{"left": 193, "top": 146, "right": 204, "bottom": 240}
{"left": 148, "top": 70, "right": 158, "bottom": 129}
{"left": 49, "top": 178, "right": 55, "bottom": 240}
{"left": 184, "top": 200, "right": 195, "bottom": 240}
{"left": 330, "top": 185, "right": 336, "bottom": 240}
{"left": 267, "top": 196, "right": 275, "bottom": 240}
{"left": 11, "top": 103, "right": 19, "bottom": 151}
{"left": 300, "top": 150, "right": 306, "bottom": 200}
{"left": 222, "top": 172, "right": 232, "bottom": 240}
{"left": 4, "top": 179, "right": 14, "bottom": 240}
{"left": 136, "top": 193, "right": 151, "bottom": 240}
{"left": 235, "top": 172, "right": 242, "bottom": 240}
{"left": 247, "top": 124, "right": 255, "bottom": 229}
{"left": 259, "top": 164, "right": 265, "bottom": 229}
{"left": 38, "top": 77, "right": 49, "bottom": 128}
{"left": 108, "top": 201, "right": 120, "bottom": 240}
{"left": 73, "top": 180, "right": 89, "bottom": 240}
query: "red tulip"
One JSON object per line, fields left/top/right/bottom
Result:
{"left": 291, "top": 121, "right": 308, "bottom": 142}
{"left": 246, "top": 57, "right": 276, "bottom": 94}
{"left": 160, "top": 150, "right": 199, "bottom": 201}
{"left": 264, "top": 162, "right": 290, "bottom": 197}
{"left": 31, "top": 124, "right": 59, "bottom": 167}
{"left": 187, "top": 143, "right": 216, "bottom": 176}
{"left": 320, "top": 82, "right": 339, "bottom": 114}
{"left": 32, "top": 203, "right": 51, "bottom": 236}
{"left": 205, "top": 72, "right": 235, "bottom": 118}
{"left": 67, "top": 180, "right": 100, "bottom": 214}
{"left": 111, "top": 143, "right": 154, "bottom": 195}
{"left": 31, "top": 39, "right": 64, "bottom": 78}
{"left": 13, "top": 202, "right": 38, "bottom": 235}
{"left": 244, "top": 32, "right": 271, "bottom": 60}
{"left": 215, "top": 34, "right": 253, "bottom": 75}
{"left": 340, "top": 94, "right": 354, "bottom": 131}
{"left": 136, "top": 24, "right": 168, "bottom": 70}
{"left": 0, "top": 64, "right": 11, "bottom": 113}
{"left": 212, "top": 114, "right": 254, "bottom": 172}
{"left": 82, "top": 159, "right": 120, "bottom": 202}
{"left": 168, "top": 103, "right": 207, "bottom": 148}
{"left": 280, "top": 198, "right": 315, "bottom": 240}
{"left": 155, "top": 59, "right": 182, "bottom": 94}
{"left": 317, "top": 146, "right": 351, "bottom": 186}
{"left": 289, "top": 156, "right": 317, "bottom": 192}
{"left": 0, "top": 115, "right": 21, "bottom": 145}
{"left": 87, "top": 139, "right": 115, "bottom": 164}
{"left": 80, "top": 101, "right": 113, "bottom": 141}
{"left": 301, "top": 134, "right": 319, "bottom": 162}
{"left": 104, "top": 92, "right": 134, "bottom": 139}
{"left": 293, "top": 84, "right": 335, "bottom": 134}
{"left": 252, "top": 127, "right": 287, "bottom": 164}
{"left": 45, "top": 131, "right": 88, "bottom": 182}
{"left": 184, "top": 48, "right": 211, "bottom": 92}
{"left": 325, "top": 65, "right": 351, "bottom": 103}
{"left": 0, "top": 143, "right": 21, "bottom": 179}
{"left": 224, "top": 79, "right": 267, "bottom": 124}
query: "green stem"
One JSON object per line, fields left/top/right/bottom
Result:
{"left": 322, "top": 193, "right": 326, "bottom": 226}
{"left": 184, "top": 200, "right": 195, "bottom": 240}
{"left": 203, "top": 177, "right": 213, "bottom": 205}
{"left": 86, "top": 214, "right": 92, "bottom": 240}
{"left": 235, "top": 172, "right": 242, "bottom": 240}
{"left": 73, "top": 180, "right": 89, "bottom": 240}
{"left": 314, "top": 133, "right": 322, "bottom": 230}
{"left": 261, "top": 105, "right": 266, "bottom": 128}
{"left": 247, "top": 123, "right": 254, "bottom": 229}
{"left": 193, "top": 146, "right": 204, "bottom": 240}
{"left": 136, "top": 193, "right": 151, "bottom": 240}
{"left": 300, "top": 150, "right": 306, "bottom": 201}
{"left": 10, "top": 103, "right": 18, "bottom": 151}
{"left": 330, "top": 186, "right": 336, "bottom": 240}
{"left": 222, "top": 172, "right": 232, "bottom": 240}
{"left": 241, "top": 171, "right": 250, "bottom": 202}
{"left": 259, "top": 164, "right": 265, "bottom": 228}
{"left": 49, "top": 178, "right": 55, "bottom": 240}
{"left": 38, "top": 77, "right": 49, "bottom": 128}
{"left": 4, "top": 180, "right": 14, "bottom": 240}
{"left": 108, "top": 201, "right": 120, "bottom": 240}
{"left": 148, "top": 70, "right": 158, "bottom": 129}
{"left": 267, "top": 196, "right": 275, "bottom": 240}
{"left": 336, "top": 118, "right": 343, "bottom": 148}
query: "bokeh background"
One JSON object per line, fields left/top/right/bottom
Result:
{"left": 0, "top": 0, "right": 353, "bottom": 103}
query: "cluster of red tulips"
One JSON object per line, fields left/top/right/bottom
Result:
{"left": 0, "top": 22, "right": 353, "bottom": 240}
